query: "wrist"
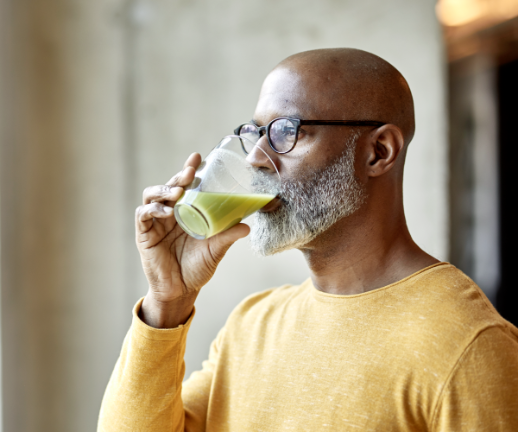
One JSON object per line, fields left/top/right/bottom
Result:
{"left": 140, "top": 292, "right": 196, "bottom": 329}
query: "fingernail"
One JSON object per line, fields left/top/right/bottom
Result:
{"left": 164, "top": 206, "right": 174, "bottom": 214}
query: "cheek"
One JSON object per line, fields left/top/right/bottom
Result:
{"left": 278, "top": 151, "right": 333, "bottom": 182}
{"left": 276, "top": 153, "right": 312, "bottom": 181}
{"left": 278, "top": 130, "right": 349, "bottom": 178}
{"left": 278, "top": 159, "right": 306, "bottom": 180}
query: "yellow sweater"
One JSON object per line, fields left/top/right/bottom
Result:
{"left": 98, "top": 263, "right": 518, "bottom": 431}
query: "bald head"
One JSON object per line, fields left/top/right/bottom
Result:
{"left": 266, "top": 48, "right": 415, "bottom": 145}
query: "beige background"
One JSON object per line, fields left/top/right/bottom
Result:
{"left": 0, "top": 0, "right": 446, "bottom": 431}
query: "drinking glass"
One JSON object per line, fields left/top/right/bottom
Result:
{"left": 174, "top": 135, "right": 280, "bottom": 239}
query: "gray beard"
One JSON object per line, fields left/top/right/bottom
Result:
{"left": 249, "top": 133, "right": 366, "bottom": 256}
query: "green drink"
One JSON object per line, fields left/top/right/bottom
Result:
{"left": 173, "top": 136, "right": 280, "bottom": 240}
{"left": 175, "top": 191, "right": 275, "bottom": 239}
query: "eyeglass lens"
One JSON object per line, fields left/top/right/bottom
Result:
{"left": 237, "top": 124, "right": 260, "bottom": 154}
{"left": 269, "top": 119, "right": 297, "bottom": 153}
{"left": 238, "top": 118, "right": 298, "bottom": 154}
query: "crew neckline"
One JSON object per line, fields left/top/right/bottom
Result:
{"left": 308, "top": 262, "right": 451, "bottom": 301}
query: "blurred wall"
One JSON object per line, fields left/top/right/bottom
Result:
{"left": 1, "top": 1, "right": 130, "bottom": 431}
{"left": 448, "top": 55, "right": 499, "bottom": 303}
{"left": 0, "top": 0, "right": 446, "bottom": 431}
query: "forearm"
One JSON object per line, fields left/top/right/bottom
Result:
{"left": 98, "top": 298, "right": 194, "bottom": 432}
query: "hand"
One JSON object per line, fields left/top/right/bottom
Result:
{"left": 135, "top": 153, "right": 250, "bottom": 328}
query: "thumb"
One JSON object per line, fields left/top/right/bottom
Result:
{"left": 208, "top": 223, "right": 250, "bottom": 262}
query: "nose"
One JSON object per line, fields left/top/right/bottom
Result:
{"left": 245, "top": 136, "right": 280, "bottom": 175}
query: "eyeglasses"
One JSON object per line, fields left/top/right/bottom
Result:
{"left": 234, "top": 117, "right": 385, "bottom": 154}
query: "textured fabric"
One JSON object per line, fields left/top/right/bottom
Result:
{"left": 98, "top": 263, "right": 518, "bottom": 431}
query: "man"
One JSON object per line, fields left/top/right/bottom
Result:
{"left": 98, "top": 48, "right": 518, "bottom": 431}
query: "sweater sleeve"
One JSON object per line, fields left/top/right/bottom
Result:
{"left": 97, "top": 298, "right": 204, "bottom": 432}
{"left": 432, "top": 326, "right": 518, "bottom": 432}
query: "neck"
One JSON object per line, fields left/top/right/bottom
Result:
{"left": 300, "top": 197, "right": 439, "bottom": 296}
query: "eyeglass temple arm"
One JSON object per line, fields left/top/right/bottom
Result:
{"left": 300, "top": 120, "right": 385, "bottom": 127}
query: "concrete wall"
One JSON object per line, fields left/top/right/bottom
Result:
{"left": 1, "top": 1, "right": 130, "bottom": 431}
{"left": 0, "top": 0, "right": 446, "bottom": 430}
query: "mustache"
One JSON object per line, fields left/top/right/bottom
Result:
{"left": 250, "top": 167, "right": 281, "bottom": 196}
{"left": 251, "top": 170, "right": 316, "bottom": 212}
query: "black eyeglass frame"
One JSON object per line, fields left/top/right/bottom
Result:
{"left": 234, "top": 117, "right": 386, "bottom": 154}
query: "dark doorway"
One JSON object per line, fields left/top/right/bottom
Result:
{"left": 496, "top": 59, "right": 518, "bottom": 326}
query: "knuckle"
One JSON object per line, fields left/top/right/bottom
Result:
{"left": 143, "top": 185, "right": 172, "bottom": 202}
{"left": 169, "top": 173, "right": 182, "bottom": 185}
{"left": 150, "top": 202, "right": 162, "bottom": 212}
{"left": 159, "top": 185, "right": 170, "bottom": 195}
{"left": 143, "top": 186, "right": 153, "bottom": 197}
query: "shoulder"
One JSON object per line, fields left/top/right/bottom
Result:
{"left": 396, "top": 263, "right": 516, "bottom": 338}
{"left": 431, "top": 326, "right": 518, "bottom": 430}
{"left": 377, "top": 264, "right": 518, "bottom": 388}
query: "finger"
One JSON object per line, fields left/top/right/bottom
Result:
{"left": 208, "top": 223, "right": 250, "bottom": 263}
{"left": 143, "top": 185, "right": 184, "bottom": 205}
{"left": 183, "top": 152, "right": 202, "bottom": 170}
{"left": 136, "top": 203, "right": 174, "bottom": 233}
{"left": 166, "top": 153, "right": 202, "bottom": 187}
{"left": 165, "top": 166, "right": 196, "bottom": 188}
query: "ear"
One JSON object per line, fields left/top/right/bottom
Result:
{"left": 364, "top": 124, "right": 405, "bottom": 178}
